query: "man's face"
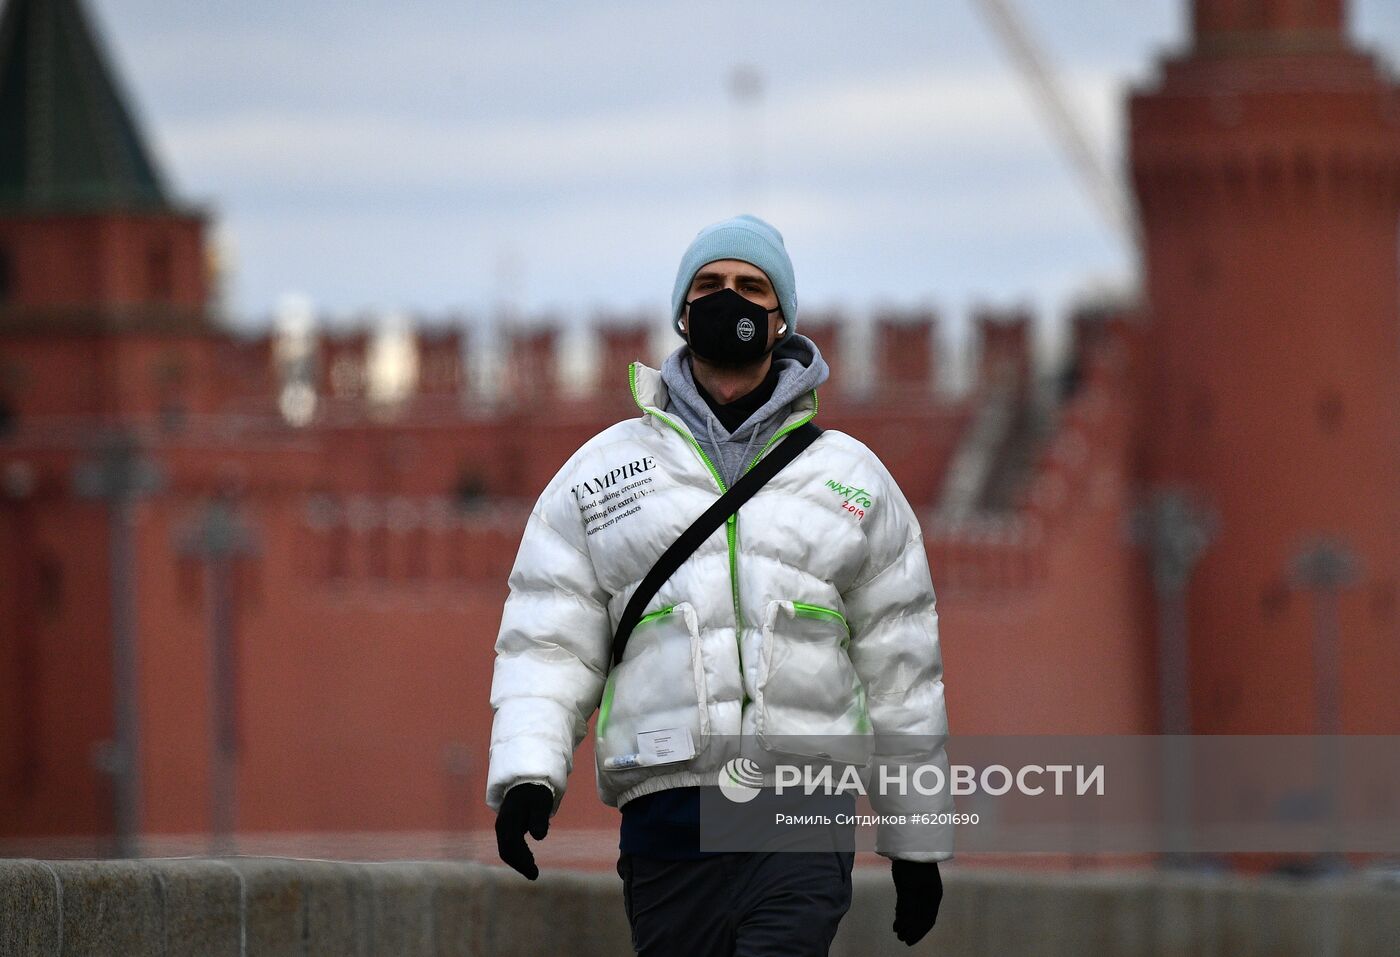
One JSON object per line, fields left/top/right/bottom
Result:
{"left": 682, "top": 259, "right": 785, "bottom": 350}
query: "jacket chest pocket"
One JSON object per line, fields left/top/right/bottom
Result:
{"left": 755, "top": 599, "right": 872, "bottom": 766}
{"left": 596, "top": 601, "right": 710, "bottom": 776}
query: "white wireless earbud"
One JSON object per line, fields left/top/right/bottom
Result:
{"left": 778, "top": 322, "right": 788, "bottom": 335}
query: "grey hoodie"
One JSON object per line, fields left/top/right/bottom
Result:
{"left": 660, "top": 333, "right": 830, "bottom": 489}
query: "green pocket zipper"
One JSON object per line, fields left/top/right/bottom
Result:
{"left": 790, "top": 601, "right": 850, "bottom": 639}
{"left": 598, "top": 604, "right": 676, "bottom": 740}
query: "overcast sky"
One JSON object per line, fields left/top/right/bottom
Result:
{"left": 88, "top": 0, "right": 1400, "bottom": 346}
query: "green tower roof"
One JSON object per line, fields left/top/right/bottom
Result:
{"left": 0, "top": 0, "right": 171, "bottom": 213}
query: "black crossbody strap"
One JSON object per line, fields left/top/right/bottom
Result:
{"left": 610, "top": 420, "right": 823, "bottom": 668}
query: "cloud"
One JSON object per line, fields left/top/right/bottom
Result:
{"left": 91, "top": 0, "right": 1399, "bottom": 323}
{"left": 160, "top": 64, "right": 1121, "bottom": 200}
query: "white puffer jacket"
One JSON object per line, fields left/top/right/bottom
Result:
{"left": 486, "top": 361, "right": 953, "bottom": 862}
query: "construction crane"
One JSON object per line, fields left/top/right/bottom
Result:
{"left": 970, "top": 0, "right": 1143, "bottom": 266}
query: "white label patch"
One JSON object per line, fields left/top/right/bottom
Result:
{"left": 636, "top": 727, "right": 696, "bottom": 765}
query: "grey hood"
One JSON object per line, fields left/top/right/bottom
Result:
{"left": 660, "top": 333, "right": 830, "bottom": 489}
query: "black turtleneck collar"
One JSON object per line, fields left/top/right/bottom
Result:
{"left": 691, "top": 358, "right": 781, "bottom": 434}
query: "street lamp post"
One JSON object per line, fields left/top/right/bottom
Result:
{"left": 176, "top": 491, "right": 260, "bottom": 856}
{"left": 1288, "top": 535, "right": 1357, "bottom": 876}
{"left": 1129, "top": 485, "right": 1218, "bottom": 865}
{"left": 73, "top": 430, "right": 164, "bottom": 858}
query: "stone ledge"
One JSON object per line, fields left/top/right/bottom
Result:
{"left": 2, "top": 858, "right": 1398, "bottom": 956}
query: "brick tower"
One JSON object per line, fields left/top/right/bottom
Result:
{"left": 0, "top": 0, "right": 210, "bottom": 328}
{"left": 1129, "top": 0, "right": 1400, "bottom": 733}
{"left": 0, "top": 0, "right": 215, "bottom": 851}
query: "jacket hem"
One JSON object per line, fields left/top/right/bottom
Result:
{"left": 608, "top": 766, "right": 806, "bottom": 809}
{"left": 611, "top": 770, "right": 719, "bottom": 809}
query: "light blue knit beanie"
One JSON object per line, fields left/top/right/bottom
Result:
{"left": 670, "top": 214, "right": 797, "bottom": 344}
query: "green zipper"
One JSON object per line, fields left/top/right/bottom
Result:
{"left": 597, "top": 673, "right": 616, "bottom": 740}
{"left": 737, "top": 397, "right": 820, "bottom": 657}
{"left": 741, "top": 389, "right": 820, "bottom": 478}
{"left": 597, "top": 603, "right": 676, "bottom": 739}
{"left": 629, "top": 362, "right": 737, "bottom": 624}
{"left": 791, "top": 600, "right": 849, "bottom": 637}
{"left": 789, "top": 600, "right": 868, "bottom": 732}
{"left": 638, "top": 604, "right": 676, "bottom": 627}
{"left": 629, "top": 361, "right": 819, "bottom": 709}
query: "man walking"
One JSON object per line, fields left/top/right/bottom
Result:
{"left": 487, "top": 214, "right": 951, "bottom": 953}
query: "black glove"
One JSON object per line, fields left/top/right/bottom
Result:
{"left": 495, "top": 783, "right": 553, "bottom": 880}
{"left": 891, "top": 859, "right": 943, "bottom": 946}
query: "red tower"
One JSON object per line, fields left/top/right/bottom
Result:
{"left": 0, "top": 0, "right": 210, "bottom": 322}
{"left": 0, "top": 0, "right": 216, "bottom": 428}
{"left": 0, "top": 0, "right": 219, "bottom": 852}
{"left": 1129, "top": 0, "right": 1400, "bottom": 732}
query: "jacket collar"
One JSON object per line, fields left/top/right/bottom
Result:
{"left": 629, "top": 360, "right": 817, "bottom": 438}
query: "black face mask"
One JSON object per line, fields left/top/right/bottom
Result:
{"left": 683, "top": 288, "right": 782, "bottom": 368}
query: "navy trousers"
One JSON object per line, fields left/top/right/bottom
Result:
{"left": 617, "top": 850, "right": 855, "bottom": 956}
